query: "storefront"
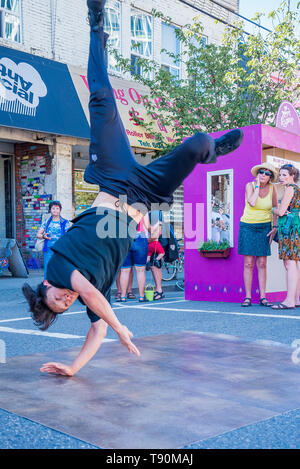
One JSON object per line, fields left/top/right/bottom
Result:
{"left": 184, "top": 102, "right": 300, "bottom": 304}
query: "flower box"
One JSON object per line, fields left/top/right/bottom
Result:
{"left": 199, "top": 247, "right": 231, "bottom": 258}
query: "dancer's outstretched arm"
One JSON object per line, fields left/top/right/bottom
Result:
{"left": 40, "top": 319, "right": 108, "bottom": 376}
{"left": 70, "top": 271, "right": 140, "bottom": 356}
{"left": 41, "top": 270, "right": 140, "bottom": 376}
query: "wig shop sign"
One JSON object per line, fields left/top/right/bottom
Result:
{"left": 0, "top": 45, "right": 89, "bottom": 138}
{"left": 72, "top": 68, "right": 175, "bottom": 150}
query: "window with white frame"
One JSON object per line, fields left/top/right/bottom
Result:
{"left": 104, "top": 0, "right": 121, "bottom": 72}
{"left": 131, "top": 9, "right": 153, "bottom": 78}
{"left": 0, "top": 0, "right": 21, "bottom": 43}
{"left": 161, "top": 22, "right": 181, "bottom": 79}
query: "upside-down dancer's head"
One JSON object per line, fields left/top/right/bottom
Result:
{"left": 22, "top": 281, "right": 78, "bottom": 330}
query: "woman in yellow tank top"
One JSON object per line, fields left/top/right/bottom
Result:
{"left": 238, "top": 163, "right": 278, "bottom": 307}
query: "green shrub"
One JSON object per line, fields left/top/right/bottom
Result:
{"left": 198, "top": 240, "right": 231, "bottom": 252}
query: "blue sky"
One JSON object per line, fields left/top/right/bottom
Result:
{"left": 239, "top": 0, "right": 299, "bottom": 30}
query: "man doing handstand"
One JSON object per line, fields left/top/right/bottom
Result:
{"left": 22, "top": 0, "right": 244, "bottom": 376}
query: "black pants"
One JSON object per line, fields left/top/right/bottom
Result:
{"left": 84, "top": 28, "right": 217, "bottom": 211}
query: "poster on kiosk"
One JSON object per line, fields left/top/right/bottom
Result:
{"left": 183, "top": 101, "right": 300, "bottom": 304}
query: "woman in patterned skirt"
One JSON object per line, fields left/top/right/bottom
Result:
{"left": 272, "top": 164, "right": 300, "bottom": 310}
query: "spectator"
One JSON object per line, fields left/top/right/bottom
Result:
{"left": 118, "top": 214, "right": 150, "bottom": 302}
{"left": 146, "top": 237, "right": 165, "bottom": 269}
{"left": 36, "top": 201, "right": 70, "bottom": 279}
{"left": 115, "top": 269, "right": 136, "bottom": 301}
{"left": 238, "top": 163, "right": 278, "bottom": 307}
{"left": 148, "top": 211, "right": 165, "bottom": 300}
{"left": 271, "top": 164, "right": 300, "bottom": 310}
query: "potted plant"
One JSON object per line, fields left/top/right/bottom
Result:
{"left": 198, "top": 240, "right": 231, "bottom": 258}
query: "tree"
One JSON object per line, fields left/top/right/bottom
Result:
{"left": 113, "top": 1, "right": 300, "bottom": 155}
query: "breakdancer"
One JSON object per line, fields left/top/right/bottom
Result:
{"left": 22, "top": 0, "right": 243, "bottom": 376}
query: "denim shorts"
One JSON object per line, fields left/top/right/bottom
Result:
{"left": 122, "top": 235, "right": 148, "bottom": 268}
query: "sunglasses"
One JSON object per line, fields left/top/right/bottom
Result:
{"left": 258, "top": 169, "right": 272, "bottom": 176}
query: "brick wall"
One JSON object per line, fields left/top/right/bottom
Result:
{"left": 15, "top": 142, "right": 52, "bottom": 260}
{"left": 1, "top": 0, "right": 239, "bottom": 69}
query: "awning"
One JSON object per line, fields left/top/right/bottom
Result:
{"left": 68, "top": 65, "right": 175, "bottom": 150}
{"left": 0, "top": 45, "right": 90, "bottom": 139}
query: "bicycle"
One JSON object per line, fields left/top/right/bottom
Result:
{"left": 161, "top": 239, "right": 184, "bottom": 282}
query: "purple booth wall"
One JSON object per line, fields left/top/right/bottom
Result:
{"left": 184, "top": 124, "right": 264, "bottom": 303}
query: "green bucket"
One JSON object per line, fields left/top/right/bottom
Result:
{"left": 144, "top": 284, "right": 155, "bottom": 301}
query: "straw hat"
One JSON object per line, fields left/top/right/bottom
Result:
{"left": 251, "top": 162, "right": 278, "bottom": 182}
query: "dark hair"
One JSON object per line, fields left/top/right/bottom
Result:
{"left": 22, "top": 282, "right": 58, "bottom": 331}
{"left": 49, "top": 200, "right": 62, "bottom": 213}
{"left": 280, "top": 164, "right": 299, "bottom": 183}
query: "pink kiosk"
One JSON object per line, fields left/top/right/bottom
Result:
{"left": 183, "top": 102, "right": 300, "bottom": 304}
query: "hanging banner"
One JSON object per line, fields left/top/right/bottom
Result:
{"left": 68, "top": 65, "right": 175, "bottom": 150}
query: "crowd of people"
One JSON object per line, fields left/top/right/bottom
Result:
{"left": 114, "top": 211, "right": 166, "bottom": 303}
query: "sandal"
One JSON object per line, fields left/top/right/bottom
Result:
{"left": 127, "top": 292, "right": 136, "bottom": 300}
{"left": 259, "top": 297, "right": 273, "bottom": 307}
{"left": 114, "top": 291, "right": 121, "bottom": 300}
{"left": 116, "top": 296, "right": 126, "bottom": 303}
{"left": 154, "top": 291, "right": 165, "bottom": 301}
{"left": 241, "top": 297, "right": 251, "bottom": 307}
{"left": 139, "top": 296, "right": 149, "bottom": 302}
{"left": 271, "top": 303, "right": 294, "bottom": 310}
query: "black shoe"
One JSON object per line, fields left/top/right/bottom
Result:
{"left": 215, "top": 129, "right": 244, "bottom": 156}
{"left": 87, "top": 0, "right": 106, "bottom": 31}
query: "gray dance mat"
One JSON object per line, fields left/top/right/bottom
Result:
{"left": 0, "top": 332, "right": 299, "bottom": 448}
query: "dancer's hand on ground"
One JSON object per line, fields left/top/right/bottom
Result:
{"left": 40, "top": 362, "right": 74, "bottom": 376}
{"left": 117, "top": 325, "right": 140, "bottom": 356}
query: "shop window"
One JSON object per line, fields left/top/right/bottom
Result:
{"left": 131, "top": 9, "right": 153, "bottom": 79}
{"left": 104, "top": 0, "right": 121, "bottom": 72}
{"left": 74, "top": 170, "right": 99, "bottom": 216}
{"left": 207, "top": 170, "right": 233, "bottom": 246}
{"left": 0, "top": 0, "right": 21, "bottom": 43}
{"left": 161, "top": 22, "right": 181, "bottom": 79}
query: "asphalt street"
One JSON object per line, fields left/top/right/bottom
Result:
{"left": 0, "top": 270, "right": 299, "bottom": 449}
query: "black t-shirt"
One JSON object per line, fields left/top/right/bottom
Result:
{"left": 46, "top": 207, "right": 135, "bottom": 323}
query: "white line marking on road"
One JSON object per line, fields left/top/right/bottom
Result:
{"left": 0, "top": 307, "right": 126, "bottom": 324}
{"left": 0, "top": 326, "right": 116, "bottom": 340}
{"left": 117, "top": 305, "right": 300, "bottom": 320}
{"left": 112, "top": 299, "right": 187, "bottom": 308}
{"left": 0, "top": 310, "right": 86, "bottom": 324}
{"left": 0, "top": 326, "right": 85, "bottom": 339}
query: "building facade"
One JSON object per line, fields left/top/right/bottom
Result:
{"left": 0, "top": 0, "right": 239, "bottom": 262}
